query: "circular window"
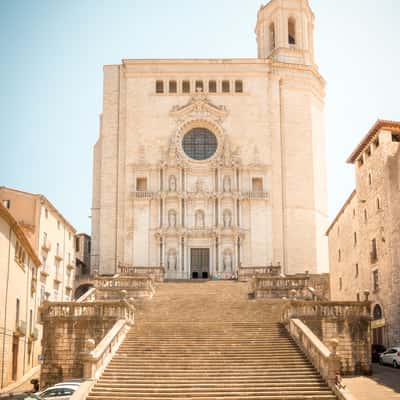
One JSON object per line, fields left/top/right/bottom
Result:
{"left": 182, "top": 128, "right": 218, "bottom": 161}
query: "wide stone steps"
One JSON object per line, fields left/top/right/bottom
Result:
{"left": 87, "top": 282, "right": 336, "bottom": 400}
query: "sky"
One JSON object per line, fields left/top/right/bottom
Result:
{"left": 0, "top": 0, "right": 399, "bottom": 233}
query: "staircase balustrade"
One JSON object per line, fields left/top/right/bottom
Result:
{"left": 94, "top": 275, "right": 155, "bottom": 299}
{"left": 117, "top": 264, "right": 165, "bottom": 282}
{"left": 238, "top": 265, "right": 281, "bottom": 281}
{"left": 250, "top": 275, "right": 311, "bottom": 299}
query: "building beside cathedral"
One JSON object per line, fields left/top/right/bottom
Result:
{"left": 92, "top": 0, "right": 328, "bottom": 278}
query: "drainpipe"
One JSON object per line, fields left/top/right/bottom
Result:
{"left": 1, "top": 224, "right": 15, "bottom": 388}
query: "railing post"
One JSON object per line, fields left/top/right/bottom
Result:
{"left": 327, "top": 338, "right": 341, "bottom": 386}
{"left": 83, "top": 338, "right": 96, "bottom": 379}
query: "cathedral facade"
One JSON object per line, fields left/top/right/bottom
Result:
{"left": 92, "top": 0, "right": 328, "bottom": 278}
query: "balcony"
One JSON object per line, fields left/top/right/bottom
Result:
{"left": 29, "top": 327, "right": 39, "bottom": 342}
{"left": 15, "top": 320, "right": 27, "bottom": 337}
{"left": 41, "top": 240, "right": 52, "bottom": 253}
{"left": 66, "top": 260, "right": 75, "bottom": 270}
{"left": 54, "top": 271, "right": 62, "bottom": 283}
{"left": 55, "top": 254, "right": 63, "bottom": 262}
{"left": 244, "top": 191, "right": 269, "bottom": 200}
{"left": 131, "top": 191, "right": 153, "bottom": 200}
{"left": 65, "top": 278, "right": 74, "bottom": 289}
{"left": 40, "top": 263, "right": 51, "bottom": 276}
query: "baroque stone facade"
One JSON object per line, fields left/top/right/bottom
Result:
{"left": 328, "top": 120, "right": 400, "bottom": 347}
{"left": 92, "top": 0, "right": 328, "bottom": 278}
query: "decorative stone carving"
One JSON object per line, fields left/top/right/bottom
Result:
{"left": 195, "top": 210, "right": 205, "bottom": 228}
{"left": 167, "top": 249, "right": 177, "bottom": 271}
{"left": 168, "top": 210, "right": 177, "bottom": 227}
{"left": 223, "top": 210, "right": 232, "bottom": 228}
{"left": 169, "top": 175, "right": 177, "bottom": 192}
{"left": 195, "top": 179, "right": 204, "bottom": 193}
{"left": 223, "top": 176, "right": 231, "bottom": 192}
{"left": 223, "top": 250, "right": 232, "bottom": 272}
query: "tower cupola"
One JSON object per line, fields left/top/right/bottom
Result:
{"left": 255, "top": 0, "right": 315, "bottom": 65}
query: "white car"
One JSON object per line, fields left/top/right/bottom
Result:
{"left": 379, "top": 347, "right": 400, "bottom": 368}
{"left": 37, "top": 385, "right": 77, "bottom": 400}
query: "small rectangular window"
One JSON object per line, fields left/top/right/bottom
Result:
{"left": 169, "top": 80, "right": 177, "bottom": 93}
{"left": 156, "top": 80, "right": 164, "bottom": 93}
{"left": 222, "top": 80, "right": 230, "bottom": 93}
{"left": 2, "top": 199, "right": 10, "bottom": 209}
{"left": 45, "top": 208, "right": 48, "bottom": 218}
{"left": 208, "top": 80, "right": 217, "bottom": 93}
{"left": 182, "top": 80, "right": 190, "bottom": 93}
{"left": 355, "top": 263, "right": 359, "bottom": 278}
{"left": 252, "top": 178, "right": 263, "bottom": 192}
{"left": 371, "top": 239, "right": 378, "bottom": 263}
{"left": 358, "top": 157, "right": 364, "bottom": 167}
{"left": 374, "top": 137, "right": 380, "bottom": 148}
{"left": 136, "top": 177, "right": 147, "bottom": 192}
{"left": 365, "top": 146, "right": 371, "bottom": 157}
{"left": 195, "top": 80, "right": 204, "bottom": 92}
{"left": 353, "top": 232, "right": 357, "bottom": 246}
{"left": 75, "top": 237, "right": 80, "bottom": 252}
{"left": 339, "top": 277, "right": 342, "bottom": 291}
{"left": 57, "top": 221, "right": 60, "bottom": 230}
{"left": 373, "top": 270, "right": 379, "bottom": 291}
{"left": 235, "top": 80, "right": 243, "bottom": 93}
{"left": 392, "top": 133, "right": 400, "bottom": 142}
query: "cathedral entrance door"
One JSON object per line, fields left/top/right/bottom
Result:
{"left": 190, "top": 248, "right": 210, "bottom": 279}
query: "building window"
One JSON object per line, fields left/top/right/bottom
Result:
{"left": 136, "top": 177, "right": 148, "bottom": 191}
{"left": 339, "top": 277, "right": 342, "bottom": 291}
{"left": 373, "top": 270, "right": 379, "bottom": 291}
{"left": 56, "top": 243, "right": 60, "bottom": 256}
{"left": 368, "top": 173, "right": 372, "bottom": 185}
{"left": 392, "top": 133, "right": 400, "bottom": 142}
{"left": 356, "top": 292, "right": 360, "bottom": 301}
{"left": 364, "top": 209, "right": 368, "bottom": 222}
{"left": 182, "top": 128, "right": 218, "bottom": 161}
{"left": 2, "top": 199, "right": 10, "bottom": 209}
{"left": 338, "top": 249, "right": 341, "bottom": 262}
{"left": 235, "top": 80, "right": 243, "bottom": 93}
{"left": 75, "top": 237, "right": 80, "bottom": 252}
{"left": 374, "top": 137, "right": 380, "bottom": 148}
{"left": 169, "top": 80, "right": 177, "bottom": 93}
{"left": 208, "top": 80, "right": 217, "bottom": 93}
{"left": 16, "top": 298, "right": 20, "bottom": 325}
{"left": 358, "top": 157, "right": 364, "bottom": 167}
{"left": 45, "top": 208, "right": 48, "bottom": 218}
{"left": 195, "top": 80, "right": 204, "bottom": 92}
{"left": 288, "top": 18, "right": 296, "bottom": 44}
{"left": 252, "top": 178, "right": 263, "bottom": 192}
{"left": 376, "top": 197, "right": 381, "bottom": 210}
{"left": 355, "top": 263, "right": 359, "bottom": 278}
{"left": 222, "top": 80, "right": 230, "bottom": 93}
{"left": 182, "top": 80, "right": 190, "bottom": 93}
{"left": 156, "top": 80, "right": 164, "bottom": 93}
{"left": 353, "top": 232, "right": 357, "bottom": 246}
{"left": 371, "top": 239, "right": 378, "bottom": 263}
{"left": 57, "top": 220, "right": 60, "bottom": 230}
{"left": 353, "top": 208, "right": 356, "bottom": 218}
{"left": 269, "top": 23, "right": 275, "bottom": 51}
{"left": 365, "top": 146, "right": 371, "bottom": 157}
{"left": 373, "top": 304, "right": 383, "bottom": 320}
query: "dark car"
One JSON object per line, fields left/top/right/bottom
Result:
{"left": 0, "top": 393, "right": 41, "bottom": 399}
{"left": 372, "top": 344, "right": 386, "bottom": 362}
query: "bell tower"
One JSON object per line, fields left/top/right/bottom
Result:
{"left": 255, "top": 0, "right": 315, "bottom": 65}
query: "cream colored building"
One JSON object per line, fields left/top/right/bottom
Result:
{"left": 0, "top": 203, "right": 41, "bottom": 389}
{"left": 0, "top": 187, "right": 77, "bottom": 303}
{"left": 92, "top": 0, "right": 329, "bottom": 278}
{"left": 328, "top": 120, "right": 400, "bottom": 347}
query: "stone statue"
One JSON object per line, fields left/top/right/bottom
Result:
{"left": 167, "top": 249, "right": 177, "bottom": 271}
{"left": 195, "top": 210, "right": 205, "bottom": 227}
{"left": 195, "top": 179, "right": 204, "bottom": 193}
{"left": 168, "top": 210, "right": 177, "bottom": 227}
{"left": 223, "top": 176, "right": 231, "bottom": 192}
{"left": 169, "top": 175, "right": 177, "bottom": 192}
{"left": 223, "top": 210, "right": 232, "bottom": 228}
{"left": 223, "top": 251, "right": 232, "bottom": 272}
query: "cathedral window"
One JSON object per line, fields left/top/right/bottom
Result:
{"left": 195, "top": 80, "right": 204, "bottom": 92}
{"left": 169, "top": 80, "right": 177, "bottom": 93}
{"left": 288, "top": 18, "right": 296, "bottom": 45}
{"left": 182, "top": 80, "right": 190, "bottom": 93}
{"left": 222, "top": 80, "right": 230, "bottom": 93}
{"left": 235, "top": 80, "right": 243, "bottom": 93}
{"left": 182, "top": 128, "right": 218, "bottom": 161}
{"left": 136, "top": 177, "right": 147, "bottom": 191}
{"left": 155, "top": 80, "right": 164, "bottom": 93}
{"left": 208, "top": 80, "right": 217, "bottom": 93}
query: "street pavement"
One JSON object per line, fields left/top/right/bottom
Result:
{"left": 344, "top": 363, "right": 400, "bottom": 399}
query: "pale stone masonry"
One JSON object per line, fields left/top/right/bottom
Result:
{"left": 327, "top": 120, "right": 400, "bottom": 347}
{"left": 0, "top": 203, "right": 41, "bottom": 389}
{"left": 92, "top": 0, "right": 329, "bottom": 278}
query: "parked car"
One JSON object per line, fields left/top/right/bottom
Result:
{"left": 379, "top": 346, "right": 400, "bottom": 368}
{"left": 372, "top": 344, "right": 386, "bottom": 362}
{"left": 52, "top": 382, "right": 81, "bottom": 389}
{"left": 37, "top": 385, "right": 77, "bottom": 400}
{"left": 0, "top": 393, "right": 42, "bottom": 400}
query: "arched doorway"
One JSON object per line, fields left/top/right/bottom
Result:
{"left": 372, "top": 304, "right": 385, "bottom": 346}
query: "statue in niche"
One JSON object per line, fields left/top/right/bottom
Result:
{"left": 195, "top": 179, "right": 204, "bottom": 193}
{"left": 195, "top": 210, "right": 205, "bottom": 228}
{"left": 167, "top": 249, "right": 177, "bottom": 271}
{"left": 223, "top": 210, "right": 232, "bottom": 228}
{"left": 223, "top": 176, "right": 231, "bottom": 192}
{"left": 169, "top": 175, "right": 177, "bottom": 192}
{"left": 168, "top": 210, "right": 177, "bottom": 227}
{"left": 223, "top": 250, "right": 232, "bottom": 272}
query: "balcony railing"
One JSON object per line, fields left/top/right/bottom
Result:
{"left": 131, "top": 191, "right": 153, "bottom": 199}
{"left": 41, "top": 240, "right": 52, "bottom": 253}
{"left": 15, "top": 320, "right": 27, "bottom": 337}
{"left": 40, "top": 264, "right": 52, "bottom": 276}
{"left": 244, "top": 191, "right": 269, "bottom": 200}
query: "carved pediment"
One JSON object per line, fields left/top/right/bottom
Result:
{"left": 170, "top": 92, "right": 228, "bottom": 122}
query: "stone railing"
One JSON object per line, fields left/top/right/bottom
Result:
{"left": 288, "top": 319, "right": 356, "bottom": 400}
{"left": 131, "top": 191, "right": 153, "bottom": 199}
{"left": 94, "top": 275, "right": 155, "bottom": 299}
{"left": 40, "top": 300, "right": 134, "bottom": 322}
{"left": 282, "top": 300, "right": 371, "bottom": 375}
{"left": 238, "top": 265, "right": 281, "bottom": 281}
{"left": 117, "top": 264, "right": 165, "bottom": 282}
{"left": 250, "top": 275, "right": 310, "bottom": 299}
{"left": 82, "top": 318, "right": 132, "bottom": 380}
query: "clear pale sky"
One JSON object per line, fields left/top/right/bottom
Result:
{"left": 0, "top": 0, "right": 399, "bottom": 233}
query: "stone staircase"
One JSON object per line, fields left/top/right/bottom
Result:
{"left": 86, "top": 281, "right": 337, "bottom": 399}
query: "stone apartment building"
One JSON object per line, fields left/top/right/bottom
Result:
{"left": 327, "top": 120, "right": 400, "bottom": 347}
{"left": 92, "top": 0, "right": 329, "bottom": 278}
{"left": 0, "top": 203, "right": 41, "bottom": 389}
{"left": 0, "top": 187, "right": 77, "bottom": 303}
